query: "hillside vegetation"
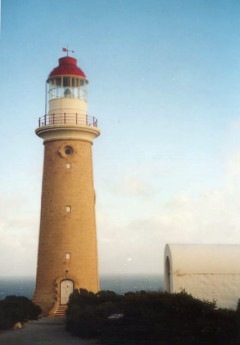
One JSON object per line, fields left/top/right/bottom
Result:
{"left": 66, "top": 289, "right": 240, "bottom": 345}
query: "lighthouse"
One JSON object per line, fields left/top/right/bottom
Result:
{"left": 33, "top": 52, "right": 100, "bottom": 316}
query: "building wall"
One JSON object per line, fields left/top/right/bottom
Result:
{"left": 33, "top": 139, "right": 99, "bottom": 315}
{"left": 172, "top": 273, "right": 240, "bottom": 309}
{"left": 164, "top": 244, "right": 240, "bottom": 309}
{"left": 49, "top": 97, "right": 87, "bottom": 116}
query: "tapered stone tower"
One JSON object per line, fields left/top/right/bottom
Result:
{"left": 33, "top": 54, "right": 100, "bottom": 316}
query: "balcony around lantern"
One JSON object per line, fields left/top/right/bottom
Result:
{"left": 38, "top": 113, "right": 98, "bottom": 128}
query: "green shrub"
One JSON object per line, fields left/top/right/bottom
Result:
{"left": 0, "top": 296, "right": 41, "bottom": 330}
{"left": 66, "top": 289, "right": 239, "bottom": 345}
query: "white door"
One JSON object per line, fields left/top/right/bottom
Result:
{"left": 60, "top": 280, "right": 73, "bottom": 304}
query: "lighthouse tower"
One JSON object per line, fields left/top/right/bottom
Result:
{"left": 33, "top": 53, "right": 100, "bottom": 316}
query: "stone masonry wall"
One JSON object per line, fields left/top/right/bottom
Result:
{"left": 33, "top": 139, "right": 99, "bottom": 315}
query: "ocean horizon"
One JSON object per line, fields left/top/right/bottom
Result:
{"left": 0, "top": 274, "right": 164, "bottom": 300}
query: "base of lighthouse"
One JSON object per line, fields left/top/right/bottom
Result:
{"left": 33, "top": 273, "right": 78, "bottom": 316}
{"left": 33, "top": 129, "right": 100, "bottom": 316}
{"left": 33, "top": 272, "right": 99, "bottom": 316}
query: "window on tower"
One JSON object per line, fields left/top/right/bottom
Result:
{"left": 66, "top": 253, "right": 71, "bottom": 260}
{"left": 65, "top": 146, "right": 73, "bottom": 155}
{"left": 66, "top": 206, "right": 71, "bottom": 213}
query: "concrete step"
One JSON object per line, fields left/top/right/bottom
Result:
{"left": 54, "top": 304, "right": 67, "bottom": 318}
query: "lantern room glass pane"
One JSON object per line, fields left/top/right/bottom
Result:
{"left": 55, "top": 77, "right": 61, "bottom": 97}
{"left": 80, "top": 80, "right": 87, "bottom": 100}
{"left": 56, "top": 77, "right": 61, "bottom": 86}
{"left": 64, "top": 88, "right": 72, "bottom": 98}
{"left": 49, "top": 79, "right": 55, "bottom": 99}
{"left": 63, "top": 77, "right": 71, "bottom": 98}
{"left": 48, "top": 77, "right": 87, "bottom": 100}
{"left": 63, "top": 77, "right": 70, "bottom": 87}
{"left": 73, "top": 78, "right": 78, "bottom": 98}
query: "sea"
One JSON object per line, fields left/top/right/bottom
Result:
{"left": 0, "top": 275, "right": 164, "bottom": 300}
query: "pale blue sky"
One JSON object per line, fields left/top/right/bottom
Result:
{"left": 1, "top": 0, "right": 240, "bottom": 276}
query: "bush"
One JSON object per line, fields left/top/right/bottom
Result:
{"left": 0, "top": 296, "right": 41, "bottom": 330}
{"left": 66, "top": 289, "right": 239, "bottom": 345}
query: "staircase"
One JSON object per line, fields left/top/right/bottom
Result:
{"left": 54, "top": 304, "right": 67, "bottom": 318}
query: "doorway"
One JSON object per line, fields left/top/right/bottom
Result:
{"left": 60, "top": 279, "right": 74, "bottom": 304}
{"left": 165, "top": 256, "right": 171, "bottom": 292}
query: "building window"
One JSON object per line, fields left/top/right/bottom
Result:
{"left": 65, "top": 146, "right": 73, "bottom": 155}
{"left": 66, "top": 253, "right": 71, "bottom": 260}
{"left": 66, "top": 162, "right": 71, "bottom": 169}
{"left": 66, "top": 206, "right": 71, "bottom": 213}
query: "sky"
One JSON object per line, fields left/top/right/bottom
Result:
{"left": 1, "top": 0, "right": 240, "bottom": 277}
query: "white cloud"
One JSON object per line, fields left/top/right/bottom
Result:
{"left": 105, "top": 174, "right": 153, "bottom": 197}
{"left": 97, "top": 150, "right": 240, "bottom": 275}
{"left": 0, "top": 195, "right": 38, "bottom": 276}
{"left": 2, "top": 147, "right": 240, "bottom": 278}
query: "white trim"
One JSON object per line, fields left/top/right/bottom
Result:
{"left": 35, "top": 124, "right": 100, "bottom": 143}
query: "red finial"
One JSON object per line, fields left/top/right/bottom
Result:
{"left": 62, "top": 46, "right": 74, "bottom": 57}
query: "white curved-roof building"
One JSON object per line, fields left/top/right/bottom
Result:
{"left": 164, "top": 244, "right": 240, "bottom": 309}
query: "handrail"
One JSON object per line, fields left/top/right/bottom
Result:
{"left": 38, "top": 113, "right": 98, "bottom": 128}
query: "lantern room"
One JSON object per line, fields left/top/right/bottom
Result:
{"left": 47, "top": 76, "right": 87, "bottom": 100}
{"left": 46, "top": 56, "right": 89, "bottom": 120}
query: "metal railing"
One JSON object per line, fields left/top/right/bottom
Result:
{"left": 38, "top": 113, "right": 98, "bottom": 128}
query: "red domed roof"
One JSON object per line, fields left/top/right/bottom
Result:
{"left": 47, "top": 56, "right": 87, "bottom": 80}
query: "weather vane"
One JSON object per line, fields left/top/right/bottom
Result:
{"left": 62, "top": 46, "right": 74, "bottom": 56}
